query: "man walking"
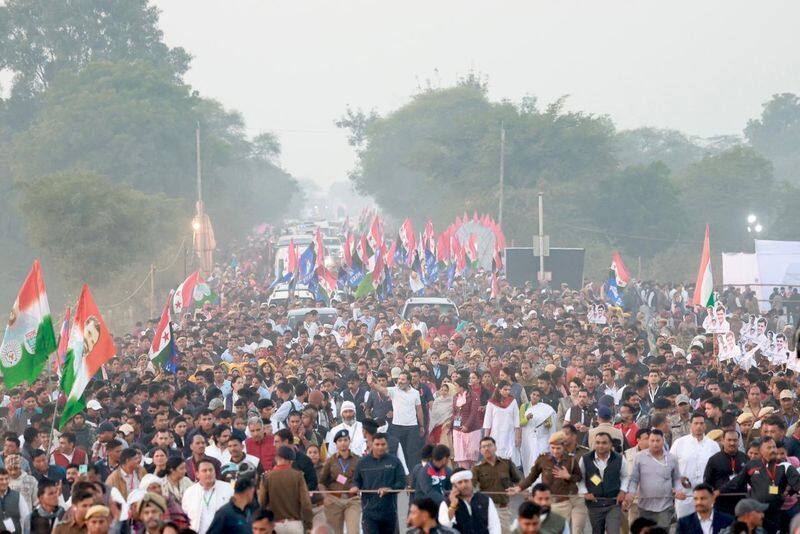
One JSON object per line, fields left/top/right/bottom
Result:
{"left": 472, "top": 437, "right": 521, "bottom": 532}
{"left": 670, "top": 413, "right": 719, "bottom": 518}
{"left": 625, "top": 429, "right": 685, "bottom": 529}
{"left": 350, "top": 432, "right": 406, "bottom": 534}
{"left": 367, "top": 372, "right": 424, "bottom": 469}
{"left": 579, "top": 432, "right": 627, "bottom": 534}
{"left": 259, "top": 446, "right": 313, "bottom": 533}
{"left": 319, "top": 429, "right": 361, "bottom": 534}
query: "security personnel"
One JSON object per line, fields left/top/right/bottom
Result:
{"left": 722, "top": 436, "right": 800, "bottom": 532}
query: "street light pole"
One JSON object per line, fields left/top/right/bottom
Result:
{"left": 498, "top": 121, "right": 505, "bottom": 229}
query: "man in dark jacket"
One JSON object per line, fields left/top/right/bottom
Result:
{"left": 721, "top": 436, "right": 800, "bottom": 533}
{"left": 676, "top": 483, "right": 733, "bottom": 534}
{"left": 206, "top": 474, "right": 258, "bottom": 533}
{"left": 702, "top": 429, "right": 748, "bottom": 516}
{"left": 350, "top": 432, "right": 405, "bottom": 534}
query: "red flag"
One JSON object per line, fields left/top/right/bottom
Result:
{"left": 386, "top": 240, "right": 397, "bottom": 269}
{"left": 315, "top": 228, "right": 325, "bottom": 269}
{"left": 611, "top": 251, "right": 630, "bottom": 287}
{"left": 343, "top": 233, "right": 353, "bottom": 268}
{"left": 287, "top": 239, "right": 298, "bottom": 274}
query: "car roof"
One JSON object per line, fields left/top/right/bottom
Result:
{"left": 403, "top": 297, "right": 456, "bottom": 304}
{"left": 287, "top": 307, "right": 338, "bottom": 316}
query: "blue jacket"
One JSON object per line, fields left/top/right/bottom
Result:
{"left": 353, "top": 452, "right": 406, "bottom": 519}
{"left": 676, "top": 510, "right": 734, "bottom": 534}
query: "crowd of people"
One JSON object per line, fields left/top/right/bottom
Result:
{"left": 1, "top": 225, "right": 800, "bottom": 534}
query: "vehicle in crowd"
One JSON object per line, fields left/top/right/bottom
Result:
{"left": 267, "top": 283, "right": 315, "bottom": 307}
{"left": 287, "top": 307, "right": 339, "bottom": 331}
{"left": 400, "top": 297, "right": 459, "bottom": 319}
{"left": 273, "top": 234, "right": 314, "bottom": 277}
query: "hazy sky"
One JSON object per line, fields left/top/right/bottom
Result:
{"left": 155, "top": 1, "right": 800, "bottom": 187}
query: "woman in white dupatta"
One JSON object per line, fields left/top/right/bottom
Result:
{"left": 520, "top": 389, "right": 556, "bottom": 474}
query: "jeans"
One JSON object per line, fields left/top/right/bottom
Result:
{"left": 388, "top": 423, "right": 421, "bottom": 468}
{"left": 362, "top": 516, "right": 398, "bottom": 534}
{"left": 587, "top": 502, "right": 622, "bottom": 534}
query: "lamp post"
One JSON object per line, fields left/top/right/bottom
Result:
{"left": 746, "top": 214, "right": 763, "bottom": 252}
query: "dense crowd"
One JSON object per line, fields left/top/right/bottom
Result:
{"left": 1, "top": 226, "right": 800, "bottom": 534}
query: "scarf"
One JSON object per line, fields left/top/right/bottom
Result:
{"left": 490, "top": 396, "right": 514, "bottom": 409}
{"left": 429, "top": 393, "right": 453, "bottom": 432}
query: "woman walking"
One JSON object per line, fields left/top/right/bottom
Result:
{"left": 482, "top": 380, "right": 521, "bottom": 461}
{"left": 451, "top": 377, "right": 482, "bottom": 468}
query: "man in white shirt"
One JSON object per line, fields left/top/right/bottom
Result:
{"left": 182, "top": 458, "right": 234, "bottom": 534}
{"left": 670, "top": 413, "right": 720, "bottom": 518}
{"left": 326, "top": 401, "right": 366, "bottom": 456}
{"left": 367, "top": 371, "right": 424, "bottom": 468}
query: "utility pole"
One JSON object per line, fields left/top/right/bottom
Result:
{"left": 149, "top": 263, "right": 156, "bottom": 318}
{"left": 533, "top": 184, "right": 550, "bottom": 287}
{"left": 498, "top": 121, "right": 505, "bottom": 228}
{"left": 538, "top": 190, "right": 545, "bottom": 281}
{"left": 196, "top": 122, "right": 203, "bottom": 205}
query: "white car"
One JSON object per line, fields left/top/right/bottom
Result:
{"left": 401, "top": 297, "right": 459, "bottom": 320}
{"left": 267, "top": 283, "right": 315, "bottom": 307}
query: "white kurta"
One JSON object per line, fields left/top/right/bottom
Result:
{"left": 483, "top": 399, "right": 520, "bottom": 460}
{"left": 670, "top": 434, "right": 720, "bottom": 518}
{"left": 520, "top": 402, "right": 556, "bottom": 474}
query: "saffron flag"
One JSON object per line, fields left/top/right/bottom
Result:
{"left": 59, "top": 285, "right": 116, "bottom": 428}
{"left": 692, "top": 225, "right": 714, "bottom": 307}
{"left": 0, "top": 260, "right": 57, "bottom": 388}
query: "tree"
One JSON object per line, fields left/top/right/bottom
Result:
{"left": 0, "top": 0, "right": 190, "bottom": 99}
{"left": 21, "top": 171, "right": 183, "bottom": 286}
{"left": 592, "top": 162, "right": 684, "bottom": 258}
{"left": 745, "top": 93, "right": 800, "bottom": 185}
{"left": 339, "top": 82, "right": 617, "bottom": 245}
{"left": 615, "top": 127, "right": 706, "bottom": 172}
{"left": 10, "top": 60, "right": 298, "bottom": 241}
{"left": 676, "top": 146, "right": 775, "bottom": 250}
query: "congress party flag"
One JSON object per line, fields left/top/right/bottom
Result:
{"left": 692, "top": 225, "right": 715, "bottom": 307}
{"left": 59, "top": 284, "right": 116, "bottom": 429}
{"left": 0, "top": 260, "right": 57, "bottom": 388}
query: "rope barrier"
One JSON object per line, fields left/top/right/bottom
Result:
{"left": 102, "top": 236, "right": 187, "bottom": 309}
{"left": 308, "top": 488, "right": 750, "bottom": 497}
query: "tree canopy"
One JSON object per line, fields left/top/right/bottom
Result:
{"left": 340, "top": 81, "right": 800, "bottom": 279}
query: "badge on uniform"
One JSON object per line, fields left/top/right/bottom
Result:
{"left": 769, "top": 485, "right": 779, "bottom": 495}
{"left": 336, "top": 474, "right": 348, "bottom": 485}
{"left": 590, "top": 474, "right": 602, "bottom": 486}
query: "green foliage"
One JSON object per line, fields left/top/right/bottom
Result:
{"left": 21, "top": 171, "right": 183, "bottom": 286}
{"left": 675, "top": 145, "right": 774, "bottom": 250}
{"left": 593, "top": 162, "right": 684, "bottom": 257}
{"left": 745, "top": 93, "right": 800, "bottom": 185}
{"left": 615, "top": 127, "right": 706, "bottom": 172}
{"left": 9, "top": 60, "right": 298, "bottom": 242}
{"left": 0, "top": 0, "right": 190, "bottom": 98}
{"left": 341, "top": 84, "right": 617, "bottom": 246}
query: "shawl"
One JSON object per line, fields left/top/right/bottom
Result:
{"left": 429, "top": 392, "right": 454, "bottom": 432}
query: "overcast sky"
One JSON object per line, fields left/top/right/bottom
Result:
{"left": 155, "top": 0, "right": 800, "bottom": 187}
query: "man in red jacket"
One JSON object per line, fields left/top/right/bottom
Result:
{"left": 50, "top": 432, "right": 88, "bottom": 469}
{"left": 245, "top": 416, "right": 275, "bottom": 471}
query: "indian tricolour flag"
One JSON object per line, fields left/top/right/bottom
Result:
{"left": 149, "top": 291, "right": 176, "bottom": 374}
{"left": 692, "top": 224, "right": 715, "bottom": 307}
{"left": 0, "top": 260, "right": 56, "bottom": 388}
{"left": 59, "top": 284, "right": 116, "bottom": 429}
{"left": 171, "top": 271, "right": 217, "bottom": 317}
